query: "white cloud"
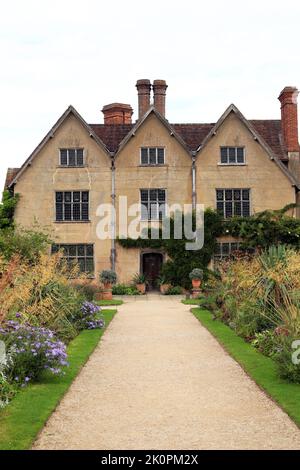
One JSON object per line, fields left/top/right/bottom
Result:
{"left": 0, "top": 0, "right": 299, "bottom": 192}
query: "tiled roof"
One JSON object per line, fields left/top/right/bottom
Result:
{"left": 90, "top": 124, "right": 134, "bottom": 153}
{"left": 4, "top": 168, "right": 20, "bottom": 189}
{"left": 91, "top": 120, "right": 287, "bottom": 160}
{"left": 249, "top": 120, "right": 287, "bottom": 161}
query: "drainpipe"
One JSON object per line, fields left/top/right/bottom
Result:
{"left": 111, "top": 155, "right": 116, "bottom": 271}
{"left": 192, "top": 152, "right": 196, "bottom": 210}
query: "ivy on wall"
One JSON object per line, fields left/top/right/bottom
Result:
{"left": 117, "top": 204, "right": 300, "bottom": 287}
{"left": 0, "top": 191, "right": 19, "bottom": 229}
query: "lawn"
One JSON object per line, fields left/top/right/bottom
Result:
{"left": 182, "top": 298, "right": 202, "bottom": 305}
{"left": 192, "top": 308, "right": 300, "bottom": 428}
{"left": 96, "top": 299, "right": 123, "bottom": 306}
{"left": 0, "top": 309, "right": 117, "bottom": 450}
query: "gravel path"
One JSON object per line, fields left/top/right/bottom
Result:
{"left": 33, "top": 298, "right": 300, "bottom": 450}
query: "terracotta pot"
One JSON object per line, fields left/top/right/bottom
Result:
{"left": 136, "top": 283, "right": 146, "bottom": 294}
{"left": 102, "top": 289, "right": 112, "bottom": 300}
{"left": 103, "top": 282, "right": 112, "bottom": 290}
{"left": 94, "top": 292, "right": 103, "bottom": 301}
{"left": 160, "top": 283, "right": 171, "bottom": 294}
{"left": 192, "top": 278, "right": 201, "bottom": 289}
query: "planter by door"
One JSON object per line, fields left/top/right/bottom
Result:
{"left": 192, "top": 279, "right": 201, "bottom": 289}
{"left": 142, "top": 253, "right": 163, "bottom": 290}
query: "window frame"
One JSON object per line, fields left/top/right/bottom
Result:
{"left": 51, "top": 243, "right": 94, "bottom": 275}
{"left": 219, "top": 146, "right": 246, "bottom": 166}
{"left": 140, "top": 188, "right": 167, "bottom": 221}
{"left": 216, "top": 188, "right": 251, "bottom": 219}
{"left": 59, "top": 148, "right": 85, "bottom": 167}
{"left": 55, "top": 190, "right": 90, "bottom": 222}
{"left": 214, "top": 241, "right": 241, "bottom": 260}
{"left": 140, "top": 147, "right": 165, "bottom": 166}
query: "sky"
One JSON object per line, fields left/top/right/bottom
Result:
{"left": 0, "top": 0, "right": 300, "bottom": 192}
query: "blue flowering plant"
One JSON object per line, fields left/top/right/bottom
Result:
{"left": 74, "top": 301, "right": 105, "bottom": 330}
{"left": 0, "top": 315, "right": 69, "bottom": 387}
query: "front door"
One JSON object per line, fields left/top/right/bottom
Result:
{"left": 142, "top": 253, "right": 163, "bottom": 290}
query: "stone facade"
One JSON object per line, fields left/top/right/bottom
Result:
{"left": 5, "top": 80, "right": 300, "bottom": 285}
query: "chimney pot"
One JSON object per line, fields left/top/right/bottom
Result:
{"left": 153, "top": 79, "right": 168, "bottom": 117}
{"left": 136, "top": 79, "right": 151, "bottom": 119}
{"left": 278, "top": 86, "right": 299, "bottom": 153}
{"left": 102, "top": 103, "right": 133, "bottom": 124}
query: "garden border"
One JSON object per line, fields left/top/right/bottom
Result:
{"left": 0, "top": 309, "right": 117, "bottom": 450}
{"left": 191, "top": 307, "right": 300, "bottom": 428}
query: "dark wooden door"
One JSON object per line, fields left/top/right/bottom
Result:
{"left": 142, "top": 253, "right": 163, "bottom": 290}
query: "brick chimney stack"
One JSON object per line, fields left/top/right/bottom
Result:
{"left": 153, "top": 79, "right": 168, "bottom": 117}
{"left": 136, "top": 79, "right": 151, "bottom": 119}
{"left": 278, "top": 86, "right": 299, "bottom": 153}
{"left": 102, "top": 103, "right": 133, "bottom": 124}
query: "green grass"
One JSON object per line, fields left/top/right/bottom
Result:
{"left": 182, "top": 299, "right": 202, "bottom": 305}
{"left": 192, "top": 308, "right": 300, "bottom": 428}
{"left": 96, "top": 299, "right": 123, "bottom": 306}
{"left": 0, "top": 309, "right": 117, "bottom": 450}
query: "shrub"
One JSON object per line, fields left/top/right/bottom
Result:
{"left": 0, "top": 252, "right": 84, "bottom": 341}
{"left": 252, "top": 330, "right": 277, "bottom": 357}
{"left": 100, "top": 270, "right": 117, "bottom": 285}
{"left": 73, "top": 282, "right": 98, "bottom": 301}
{"left": 112, "top": 284, "right": 139, "bottom": 295}
{"left": 132, "top": 273, "right": 147, "bottom": 284}
{"left": 0, "top": 226, "right": 52, "bottom": 262}
{"left": 273, "top": 336, "right": 300, "bottom": 383}
{"left": 189, "top": 268, "right": 204, "bottom": 280}
{"left": 73, "top": 301, "right": 105, "bottom": 330}
{"left": 0, "top": 318, "right": 68, "bottom": 386}
{"left": 0, "top": 372, "right": 16, "bottom": 408}
{"left": 165, "top": 286, "right": 182, "bottom": 295}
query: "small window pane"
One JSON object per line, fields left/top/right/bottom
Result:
{"left": 237, "top": 148, "right": 244, "bottom": 163}
{"left": 73, "top": 192, "right": 80, "bottom": 202}
{"left": 222, "top": 243, "right": 230, "bottom": 254}
{"left": 68, "top": 149, "right": 76, "bottom": 166}
{"left": 216, "top": 190, "right": 224, "bottom": 201}
{"left": 64, "top": 204, "right": 72, "bottom": 220}
{"left": 158, "top": 189, "right": 166, "bottom": 202}
{"left": 56, "top": 192, "right": 63, "bottom": 202}
{"left": 234, "top": 190, "right": 241, "bottom": 201}
{"left": 225, "top": 190, "right": 233, "bottom": 201}
{"left": 149, "top": 148, "right": 156, "bottom": 165}
{"left": 81, "top": 204, "right": 89, "bottom": 220}
{"left": 140, "top": 190, "right": 148, "bottom": 202}
{"left": 60, "top": 150, "right": 68, "bottom": 165}
{"left": 242, "top": 189, "right": 250, "bottom": 200}
{"left": 141, "top": 203, "right": 149, "bottom": 220}
{"left": 56, "top": 204, "right": 63, "bottom": 220}
{"left": 86, "top": 258, "right": 94, "bottom": 273}
{"left": 64, "top": 192, "right": 72, "bottom": 203}
{"left": 157, "top": 148, "right": 165, "bottom": 164}
{"left": 150, "top": 203, "right": 158, "bottom": 219}
{"left": 82, "top": 192, "right": 89, "bottom": 203}
{"left": 217, "top": 202, "right": 224, "bottom": 215}
{"left": 242, "top": 202, "right": 250, "bottom": 216}
{"left": 76, "top": 149, "right": 84, "bottom": 166}
{"left": 229, "top": 148, "right": 236, "bottom": 163}
{"left": 77, "top": 245, "right": 85, "bottom": 256}
{"left": 234, "top": 202, "right": 242, "bottom": 216}
{"left": 220, "top": 148, "right": 228, "bottom": 164}
{"left": 73, "top": 203, "right": 81, "bottom": 220}
{"left": 150, "top": 189, "right": 157, "bottom": 201}
{"left": 68, "top": 245, "right": 76, "bottom": 257}
{"left": 141, "top": 148, "right": 148, "bottom": 165}
{"left": 225, "top": 202, "right": 233, "bottom": 218}
{"left": 86, "top": 245, "right": 94, "bottom": 256}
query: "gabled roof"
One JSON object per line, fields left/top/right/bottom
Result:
{"left": 115, "top": 106, "right": 192, "bottom": 156}
{"left": 6, "top": 102, "right": 296, "bottom": 190}
{"left": 7, "top": 105, "right": 111, "bottom": 188}
{"left": 195, "top": 104, "right": 298, "bottom": 188}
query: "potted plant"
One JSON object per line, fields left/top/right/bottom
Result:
{"left": 132, "top": 273, "right": 147, "bottom": 294}
{"left": 99, "top": 270, "right": 117, "bottom": 300}
{"left": 157, "top": 275, "right": 171, "bottom": 294}
{"left": 189, "top": 268, "right": 203, "bottom": 289}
